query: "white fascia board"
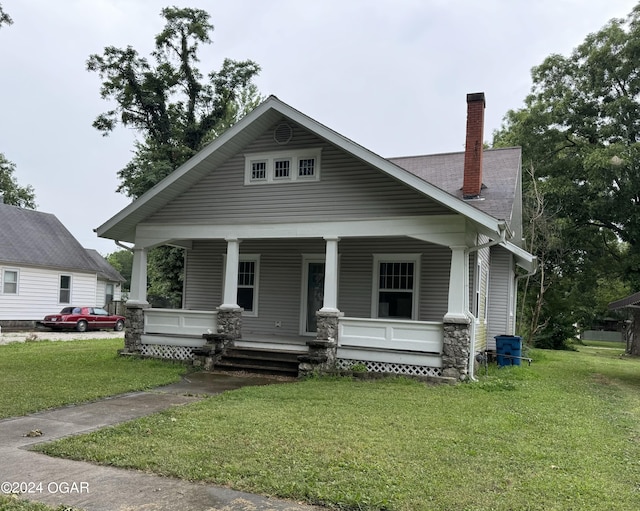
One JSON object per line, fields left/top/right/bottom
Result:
{"left": 501, "top": 240, "right": 537, "bottom": 272}
{"left": 133, "top": 215, "right": 468, "bottom": 249}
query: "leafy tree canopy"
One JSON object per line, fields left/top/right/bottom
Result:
{"left": 106, "top": 249, "right": 133, "bottom": 292}
{"left": 493, "top": 4, "right": 640, "bottom": 350}
{"left": 0, "top": 153, "right": 36, "bottom": 208}
{"left": 88, "top": 6, "right": 261, "bottom": 199}
{"left": 496, "top": 4, "right": 640, "bottom": 292}
{"left": 89, "top": 7, "right": 262, "bottom": 306}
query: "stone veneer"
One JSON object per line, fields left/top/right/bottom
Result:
{"left": 441, "top": 321, "right": 471, "bottom": 380}
{"left": 121, "top": 303, "right": 148, "bottom": 354}
{"left": 215, "top": 308, "right": 243, "bottom": 340}
{"left": 298, "top": 310, "right": 341, "bottom": 376}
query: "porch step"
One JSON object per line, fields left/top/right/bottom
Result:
{"left": 216, "top": 347, "right": 300, "bottom": 377}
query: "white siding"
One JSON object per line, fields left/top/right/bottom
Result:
{"left": 0, "top": 265, "right": 97, "bottom": 321}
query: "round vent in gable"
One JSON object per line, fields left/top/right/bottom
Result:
{"left": 273, "top": 122, "right": 293, "bottom": 144}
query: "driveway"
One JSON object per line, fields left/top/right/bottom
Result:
{"left": 0, "top": 329, "right": 125, "bottom": 345}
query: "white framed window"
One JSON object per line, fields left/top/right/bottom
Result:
{"left": 372, "top": 254, "right": 421, "bottom": 320}
{"left": 274, "top": 158, "right": 291, "bottom": 179}
{"left": 59, "top": 274, "right": 71, "bottom": 304}
{"left": 250, "top": 160, "right": 267, "bottom": 181}
{"left": 2, "top": 269, "right": 18, "bottom": 294}
{"left": 223, "top": 255, "right": 260, "bottom": 317}
{"left": 244, "top": 148, "right": 321, "bottom": 185}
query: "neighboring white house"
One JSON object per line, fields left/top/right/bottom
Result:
{"left": 96, "top": 93, "right": 536, "bottom": 380}
{"left": 0, "top": 202, "right": 125, "bottom": 329}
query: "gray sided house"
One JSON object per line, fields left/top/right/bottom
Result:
{"left": 96, "top": 93, "right": 536, "bottom": 380}
{"left": 0, "top": 203, "right": 125, "bottom": 329}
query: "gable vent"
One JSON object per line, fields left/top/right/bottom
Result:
{"left": 273, "top": 122, "right": 293, "bottom": 144}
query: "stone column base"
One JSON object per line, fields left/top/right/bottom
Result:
{"left": 121, "top": 303, "right": 150, "bottom": 355}
{"left": 298, "top": 310, "right": 342, "bottom": 376}
{"left": 215, "top": 307, "right": 243, "bottom": 341}
{"left": 442, "top": 320, "right": 471, "bottom": 381}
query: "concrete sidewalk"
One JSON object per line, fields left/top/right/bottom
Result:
{"left": 0, "top": 373, "right": 322, "bottom": 511}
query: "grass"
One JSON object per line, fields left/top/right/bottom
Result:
{"left": 0, "top": 338, "right": 186, "bottom": 418}
{"left": 33, "top": 344, "right": 640, "bottom": 511}
{"left": 0, "top": 495, "right": 79, "bottom": 511}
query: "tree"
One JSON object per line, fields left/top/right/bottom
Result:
{"left": 87, "top": 6, "right": 261, "bottom": 199}
{"left": 0, "top": 153, "right": 36, "bottom": 208}
{"left": 106, "top": 249, "right": 133, "bottom": 292}
{"left": 89, "top": 7, "right": 261, "bottom": 306}
{"left": 0, "top": 3, "right": 12, "bottom": 28}
{"left": 494, "top": 4, "right": 640, "bottom": 351}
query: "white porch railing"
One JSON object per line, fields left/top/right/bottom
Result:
{"left": 144, "top": 308, "right": 218, "bottom": 337}
{"left": 337, "top": 317, "right": 443, "bottom": 373}
{"left": 338, "top": 317, "right": 443, "bottom": 353}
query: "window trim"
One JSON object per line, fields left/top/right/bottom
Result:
{"left": 222, "top": 254, "right": 260, "bottom": 317}
{"left": 371, "top": 254, "right": 421, "bottom": 320}
{"left": 59, "top": 274, "right": 72, "bottom": 304}
{"left": 244, "top": 148, "right": 322, "bottom": 185}
{"left": 2, "top": 268, "right": 19, "bottom": 295}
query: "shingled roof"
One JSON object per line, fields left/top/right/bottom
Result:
{"left": 0, "top": 202, "right": 123, "bottom": 281}
{"left": 388, "top": 147, "right": 521, "bottom": 225}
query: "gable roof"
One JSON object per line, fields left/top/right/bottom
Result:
{"left": 0, "top": 202, "right": 123, "bottom": 280}
{"left": 96, "top": 96, "right": 513, "bottom": 243}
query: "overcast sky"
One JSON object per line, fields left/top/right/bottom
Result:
{"left": 1, "top": 0, "right": 637, "bottom": 255}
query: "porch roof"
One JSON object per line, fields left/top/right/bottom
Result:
{"left": 96, "top": 96, "right": 516, "bottom": 248}
{"left": 609, "top": 291, "right": 640, "bottom": 310}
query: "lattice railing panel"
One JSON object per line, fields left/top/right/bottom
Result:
{"left": 336, "top": 358, "right": 442, "bottom": 377}
{"left": 140, "top": 344, "right": 197, "bottom": 360}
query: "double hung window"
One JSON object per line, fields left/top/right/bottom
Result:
{"left": 373, "top": 255, "right": 420, "bottom": 320}
{"left": 2, "top": 269, "right": 18, "bottom": 294}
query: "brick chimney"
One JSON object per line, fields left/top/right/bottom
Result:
{"left": 463, "top": 92, "right": 485, "bottom": 199}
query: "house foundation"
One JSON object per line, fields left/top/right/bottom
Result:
{"left": 442, "top": 321, "right": 471, "bottom": 380}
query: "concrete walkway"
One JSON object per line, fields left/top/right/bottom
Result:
{"left": 0, "top": 373, "right": 322, "bottom": 511}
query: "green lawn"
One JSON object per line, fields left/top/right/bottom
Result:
{"left": 34, "top": 344, "right": 640, "bottom": 511}
{"left": 0, "top": 495, "right": 78, "bottom": 511}
{"left": 0, "top": 338, "right": 186, "bottom": 418}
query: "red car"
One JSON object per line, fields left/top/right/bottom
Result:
{"left": 42, "top": 307, "right": 125, "bottom": 332}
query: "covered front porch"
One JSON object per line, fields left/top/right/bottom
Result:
{"left": 123, "top": 216, "right": 479, "bottom": 380}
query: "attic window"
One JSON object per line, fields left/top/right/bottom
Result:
{"left": 245, "top": 149, "right": 321, "bottom": 185}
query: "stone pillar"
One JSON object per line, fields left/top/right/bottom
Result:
{"left": 216, "top": 307, "right": 242, "bottom": 341}
{"left": 299, "top": 310, "right": 341, "bottom": 376}
{"left": 442, "top": 320, "right": 471, "bottom": 380}
{"left": 121, "top": 303, "right": 149, "bottom": 355}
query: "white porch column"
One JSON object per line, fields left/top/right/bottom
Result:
{"left": 127, "top": 247, "right": 149, "bottom": 306}
{"left": 320, "top": 236, "right": 340, "bottom": 312}
{"left": 220, "top": 238, "right": 241, "bottom": 309}
{"left": 444, "top": 245, "right": 469, "bottom": 323}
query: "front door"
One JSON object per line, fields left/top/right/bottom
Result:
{"left": 302, "top": 260, "right": 325, "bottom": 335}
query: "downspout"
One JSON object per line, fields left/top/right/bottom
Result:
{"left": 464, "top": 224, "right": 509, "bottom": 381}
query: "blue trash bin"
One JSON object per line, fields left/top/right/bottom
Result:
{"left": 495, "top": 335, "right": 522, "bottom": 366}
